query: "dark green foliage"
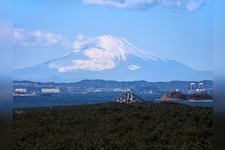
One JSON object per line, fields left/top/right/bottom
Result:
{"left": 13, "top": 102, "right": 213, "bottom": 150}
{"left": 161, "top": 92, "right": 213, "bottom": 101}
{"left": 0, "top": 117, "right": 11, "bottom": 150}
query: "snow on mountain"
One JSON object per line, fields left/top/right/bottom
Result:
{"left": 48, "top": 34, "right": 159, "bottom": 72}
{"left": 14, "top": 34, "right": 212, "bottom": 82}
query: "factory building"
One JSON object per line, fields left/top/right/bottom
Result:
{"left": 41, "top": 88, "right": 60, "bottom": 95}
{"left": 14, "top": 88, "right": 27, "bottom": 93}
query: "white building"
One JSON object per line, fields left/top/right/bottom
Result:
{"left": 13, "top": 88, "right": 36, "bottom": 96}
{"left": 41, "top": 88, "right": 60, "bottom": 94}
{"left": 14, "top": 88, "right": 27, "bottom": 93}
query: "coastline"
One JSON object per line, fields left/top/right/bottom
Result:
{"left": 188, "top": 99, "right": 213, "bottom": 102}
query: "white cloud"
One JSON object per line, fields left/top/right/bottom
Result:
{"left": 50, "top": 46, "right": 118, "bottom": 72}
{"left": 50, "top": 59, "right": 115, "bottom": 72}
{"left": 72, "top": 35, "right": 97, "bottom": 50}
{"left": 13, "top": 28, "right": 65, "bottom": 47}
{"left": 128, "top": 65, "right": 141, "bottom": 71}
{"left": 82, "top": 0, "right": 207, "bottom": 12}
{"left": 185, "top": 0, "right": 205, "bottom": 11}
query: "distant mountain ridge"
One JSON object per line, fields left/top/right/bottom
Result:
{"left": 13, "top": 79, "right": 213, "bottom": 93}
{"left": 14, "top": 35, "right": 212, "bottom": 82}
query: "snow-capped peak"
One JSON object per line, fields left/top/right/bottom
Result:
{"left": 49, "top": 34, "right": 161, "bottom": 72}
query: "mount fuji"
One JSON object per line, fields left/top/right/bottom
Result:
{"left": 14, "top": 35, "right": 212, "bottom": 82}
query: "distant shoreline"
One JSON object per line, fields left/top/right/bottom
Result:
{"left": 188, "top": 99, "right": 213, "bottom": 102}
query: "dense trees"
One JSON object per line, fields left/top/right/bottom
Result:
{"left": 13, "top": 102, "right": 213, "bottom": 150}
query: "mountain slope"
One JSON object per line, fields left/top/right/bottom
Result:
{"left": 14, "top": 35, "right": 212, "bottom": 82}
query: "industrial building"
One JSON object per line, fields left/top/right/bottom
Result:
{"left": 13, "top": 88, "right": 36, "bottom": 96}
{"left": 41, "top": 88, "right": 60, "bottom": 95}
{"left": 14, "top": 88, "right": 27, "bottom": 93}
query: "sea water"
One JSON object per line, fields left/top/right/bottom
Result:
{"left": 13, "top": 92, "right": 213, "bottom": 108}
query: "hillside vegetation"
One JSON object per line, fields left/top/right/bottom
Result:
{"left": 161, "top": 92, "right": 213, "bottom": 101}
{"left": 13, "top": 102, "right": 213, "bottom": 150}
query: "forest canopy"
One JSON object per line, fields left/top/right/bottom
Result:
{"left": 13, "top": 102, "right": 213, "bottom": 150}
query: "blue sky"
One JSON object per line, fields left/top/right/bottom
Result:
{"left": 213, "top": 0, "right": 225, "bottom": 76}
{"left": 0, "top": 0, "right": 12, "bottom": 78}
{"left": 13, "top": 0, "right": 213, "bottom": 71}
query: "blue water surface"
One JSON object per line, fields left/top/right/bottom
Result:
{"left": 13, "top": 92, "right": 213, "bottom": 108}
